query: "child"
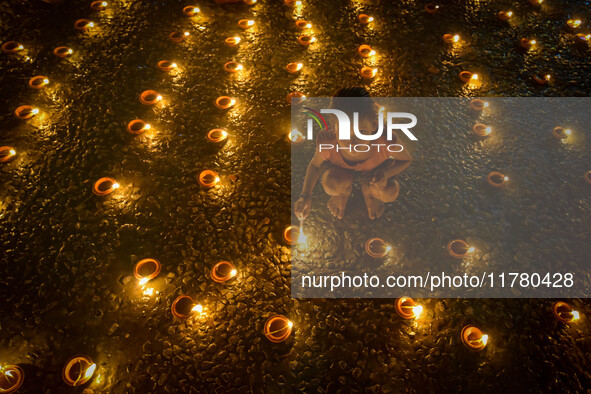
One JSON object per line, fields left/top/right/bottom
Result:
{"left": 294, "top": 87, "right": 412, "bottom": 220}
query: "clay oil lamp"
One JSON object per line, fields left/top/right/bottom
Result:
{"left": 0, "top": 147, "right": 17, "bottom": 163}
{"left": 215, "top": 96, "right": 236, "bottom": 109}
{"left": 53, "top": 46, "right": 73, "bottom": 58}
{"left": 198, "top": 170, "right": 220, "bottom": 188}
{"left": 157, "top": 60, "right": 177, "bottom": 72}
{"left": 74, "top": 19, "right": 94, "bottom": 31}
{"left": 169, "top": 31, "right": 189, "bottom": 43}
{"left": 140, "top": 90, "right": 162, "bottom": 105}
{"left": 223, "top": 61, "right": 243, "bottom": 73}
{"left": 295, "top": 20, "right": 312, "bottom": 30}
{"left": 244, "top": 0, "right": 257, "bottom": 4}
{"left": 288, "top": 128, "right": 304, "bottom": 144}
{"left": 469, "top": 98, "right": 489, "bottom": 111}
{"left": 552, "top": 126, "right": 571, "bottom": 140}
{"left": 447, "top": 239, "right": 474, "bottom": 259}
{"left": 1, "top": 41, "right": 24, "bottom": 54}
{"left": 487, "top": 171, "right": 508, "bottom": 187}
{"left": 459, "top": 71, "right": 478, "bottom": 84}
{"left": 520, "top": 38, "right": 536, "bottom": 50}
{"left": 365, "top": 237, "right": 392, "bottom": 258}
{"left": 62, "top": 355, "right": 96, "bottom": 386}
{"left": 90, "top": 1, "right": 108, "bottom": 11}
{"left": 0, "top": 365, "right": 25, "bottom": 393}
{"left": 285, "top": 0, "right": 302, "bottom": 7}
{"left": 286, "top": 91, "right": 306, "bottom": 105}
{"left": 238, "top": 19, "right": 255, "bottom": 29}
{"left": 533, "top": 74, "right": 551, "bottom": 85}
{"left": 283, "top": 225, "right": 297, "bottom": 245}
{"left": 14, "top": 105, "right": 39, "bottom": 120}
{"left": 360, "top": 66, "right": 378, "bottom": 79}
{"left": 424, "top": 3, "right": 439, "bottom": 14}
{"left": 127, "top": 119, "right": 150, "bottom": 135}
{"left": 133, "top": 258, "right": 161, "bottom": 286}
{"left": 28, "top": 75, "right": 49, "bottom": 90}
{"left": 263, "top": 315, "right": 293, "bottom": 343}
{"left": 286, "top": 62, "right": 303, "bottom": 73}
{"left": 461, "top": 326, "right": 488, "bottom": 351}
{"left": 357, "top": 44, "right": 375, "bottom": 58}
{"left": 473, "top": 123, "right": 492, "bottom": 137}
{"left": 567, "top": 19, "right": 582, "bottom": 29}
{"left": 183, "top": 6, "right": 200, "bottom": 16}
{"left": 211, "top": 261, "right": 237, "bottom": 283}
{"left": 395, "top": 297, "right": 423, "bottom": 319}
{"left": 358, "top": 14, "right": 374, "bottom": 25}
{"left": 442, "top": 34, "right": 460, "bottom": 44}
{"left": 171, "top": 295, "right": 203, "bottom": 319}
{"left": 529, "top": 0, "right": 543, "bottom": 5}
{"left": 224, "top": 36, "right": 241, "bottom": 47}
{"left": 585, "top": 171, "right": 591, "bottom": 184}
{"left": 93, "top": 177, "right": 120, "bottom": 196}
{"left": 552, "top": 301, "right": 580, "bottom": 323}
{"left": 206, "top": 128, "right": 228, "bottom": 143}
{"left": 497, "top": 11, "right": 513, "bottom": 22}
{"left": 297, "top": 35, "right": 315, "bottom": 46}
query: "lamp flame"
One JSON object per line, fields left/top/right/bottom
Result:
{"left": 112, "top": 182, "right": 120, "bottom": 189}
{"left": 453, "top": 34, "right": 460, "bottom": 42}
{"left": 32, "top": 108, "right": 40, "bottom": 115}
{"left": 572, "top": 310, "right": 580, "bottom": 321}
{"left": 467, "top": 246, "right": 475, "bottom": 253}
{"left": 192, "top": 304, "right": 203, "bottom": 313}
{"left": 84, "top": 363, "right": 97, "bottom": 380}
{"left": 481, "top": 335, "right": 489, "bottom": 346}
{"left": 412, "top": 305, "right": 423, "bottom": 318}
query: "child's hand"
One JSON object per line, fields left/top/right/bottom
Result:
{"left": 295, "top": 196, "right": 312, "bottom": 220}
{"left": 370, "top": 169, "right": 388, "bottom": 189}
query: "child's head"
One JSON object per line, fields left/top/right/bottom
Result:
{"left": 330, "top": 87, "right": 379, "bottom": 141}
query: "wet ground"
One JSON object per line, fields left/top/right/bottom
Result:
{"left": 1, "top": 0, "right": 591, "bottom": 392}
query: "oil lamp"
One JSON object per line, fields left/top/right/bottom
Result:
{"left": 442, "top": 34, "right": 460, "bottom": 44}
{"left": 74, "top": 19, "right": 94, "bottom": 31}
{"left": 295, "top": 20, "right": 312, "bottom": 30}
{"left": 566, "top": 19, "right": 582, "bottom": 29}
{"left": 358, "top": 14, "right": 374, "bottom": 25}
{"left": 244, "top": 0, "right": 257, "bottom": 4}
{"left": 127, "top": 119, "right": 150, "bottom": 135}
{"left": 238, "top": 19, "right": 255, "bottom": 29}
{"left": 183, "top": 6, "right": 200, "bottom": 16}
{"left": 215, "top": 96, "right": 236, "bottom": 109}
{"left": 134, "top": 258, "right": 161, "bottom": 286}
{"left": 552, "top": 301, "right": 580, "bottom": 323}
{"left": 357, "top": 44, "right": 375, "bottom": 58}
{"left": 487, "top": 171, "right": 508, "bottom": 187}
{"left": 285, "top": 0, "right": 301, "bottom": 6}
{"left": 469, "top": 98, "right": 489, "bottom": 111}
{"left": 529, "top": 0, "right": 543, "bottom": 4}
{"left": 0, "top": 147, "right": 17, "bottom": 163}
{"left": 198, "top": 170, "right": 220, "bottom": 188}
{"left": 225, "top": 36, "right": 241, "bottom": 47}
{"left": 459, "top": 71, "right": 477, "bottom": 83}
{"left": 157, "top": 60, "right": 177, "bottom": 72}
{"left": 286, "top": 62, "right": 303, "bottom": 73}
{"left": 585, "top": 171, "right": 591, "bottom": 184}
{"left": 223, "top": 61, "right": 243, "bottom": 73}
{"left": 533, "top": 74, "right": 551, "bottom": 85}
{"left": 447, "top": 239, "right": 474, "bottom": 259}
{"left": 288, "top": 129, "right": 304, "bottom": 144}
{"left": 140, "top": 90, "right": 162, "bottom": 105}
{"left": 286, "top": 91, "right": 306, "bottom": 105}
{"left": 360, "top": 66, "right": 378, "bottom": 79}
{"left": 461, "top": 326, "right": 488, "bottom": 351}
{"left": 62, "top": 356, "right": 96, "bottom": 386}
{"left": 365, "top": 237, "right": 391, "bottom": 258}
{"left": 283, "top": 225, "right": 297, "bottom": 245}
{"left": 552, "top": 126, "right": 571, "bottom": 139}
{"left": 497, "top": 11, "right": 513, "bottom": 22}
{"left": 207, "top": 128, "right": 228, "bottom": 143}
{"left": 1, "top": 41, "right": 24, "bottom": 54}
{"left": 53, "top": 46, "right": 73, "bottom": 58}
{"left": 473, "top": 123, "right": 492, "bottom": 137}
{"left": 0, "top": 365, "right": 24, "bottom": 393}
{"left": 90, "top": 1, "right": 107, "bottom": 11}
{"left": 211, "top": 261, "right": 237, "bottom": 283}
{"left": 297, "top": 35, "right": 315, "bottom": 46}
{"left": 395, "top": 297, "right": 423, "bottom": 319}
{"left": 424, "top": 3, "right": 439, "bottom": 13}
{"left": 169, "top": 31, "right": 189, "bottom": 43}
{"left": 519, "top": 38, "right": 536, "bottom": 49}
{"left": 171, "top": 295, "right": 203, "bottom": 318}
{"left": 28, "top": 75, "right": 49, "bottom": 90}
{"left": 264, "top": 315, "right": 293, "bottom": 343}
{"left": 14, "top": 105, "right": 39, "bottom": 120}
{"left": 92, "top": 177, "right": 119, "bottom": 196}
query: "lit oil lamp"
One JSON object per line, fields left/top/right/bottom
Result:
{"left": 585, "top": 171, "right": 591, "bottom": 184}
{"left": 74, "top": 19, "right": 94, "bottom": 31}
{"left": 28, "top": 75, "right": 49, "bottom": 90}
{"left": 395, "top": 297, "right": 423, "bottom": 319}
{"left": 357, "top": 44, "right": 375, "bottom": 58}
{"left": 244, "top": 0, "right": 257, "bottom": 4}
{"left": 215, "top": 96, "right": 236, "bottom": 109}
{"left": 53, "top": 46, "right": 73, "bottom": 58}
{"left": 169, "top": 31, "right": 189, "bottom": 43}
{"left": 207, "top": 128, "right": 228, "bottom": 143}
{"left": 287, "top": 128, "right": 304, "bottom": 144}
{"left": 183, "top": 5, "right": 200, "bottom": 16}
{"left": 295, "top": 20, "right": 312, "bottom": 30}
{"left": 552, "top": 301, "right": 580, "bottom": 323}
{"left": 198, "top": 170, "right": 220, "bottom": 188}
{"left": 473, "top": 123, "right": 492, "bottom": 137}
{"left": 533, "top": 74, "right": 551, "bottom": 85}
{"left": 360, "top": 66, "right": 378, "bottom": 79}
{"left": 284, "top": 0, "right": 301, "bottom": 6}
{"left": 223, "top": 61, "right": 243, "bottom": 73}
{"left": 487, "top": 171, "right": 509, "bottom": 187}
{"left": 157, "top": 60, "right": 177, "bottom": 72}
{"left": 566, "top": 19, "right": 582, "bottom": 29}
{"left": 519, "top": 38, "right": 536, "bottom": 50}
{"left": 459, "top": 71, "right": 478, "bottom": 84}
{"left": 365, "top": 237, "right": 392, "bottom": 258}
{"left": 575, "top": 33, "right": 591, "bottom": 46}
{"left": 442, "top": 34, "right": 460, "bottom": 44}
{"left": 211, "top": 261, "right": 237, "bottom": 283}
{"left": 447, "top": 239, "right": 474, "bottom": 259}
{"left": 171, "top": 295, "right": 203, "bottom": 319}
{"left": 552, "top": 126, "right": 571, "bottom": 139}
{"left": 297, "top": 35, "right": 315, "bottom": 46}
{"left": 1, "top": 41, "right": 24, "bottom": 54}
{"left": 92, "top": 177, "right": 119, "bottom": 196}
{"left": 358, "top": 14, "right": 374, "bottom": 25}
{"left": 62, "top": 355, "right": 96, "bottom": 386}
{"left": 127, "top": 119, "right": 150, "bottom": 135}
{"left": 469, "top": 98, "right": 489, "bottom": 111}
{"left": 286, "top": 62, "right": 303, "bottom": 73}
{"left": 497, "top": 11, "right": 513, "bottom": 22}
{"left": 424, "top": 3, "right": 440, "bottom": 13}
{"left": 461, "top": 326, "right": 488, "bottom": 351}
{"left": 14, "top": 105, "right": 39, "bottom": 120}
{"left": 238, "top": 19, "right": 255, "bottom": 29}
{"left": 225, "top": 36, "right": 241, "bottom": 47}
{"left": 140, "top": 90, "right": 162, "bottom": 105}
{"left": 263, "top": 315, "right": 293, "bottom": 343}
{"left": 0, "top": 147, "right": 17, "bottom": 163}
{"left": 134, "top": 258, "right": 161, "bottom": 288}
{"left": 529, "top": 0, "right": 543, "bottom": 5}
{"left": 90, "top": 1, "right": 108, "bottom": 11}
{"left": 286, "top": 91, "right": 306, "bottom": 105}
{"left": 0, "top": 365, "right": 24, "bottom": 393}
{"left": 283, "top": 225, "right": 297, "bottom": 245}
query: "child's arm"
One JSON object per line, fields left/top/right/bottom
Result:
{"left": 295, "top": 151, "right": 325, "bottom": 220}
